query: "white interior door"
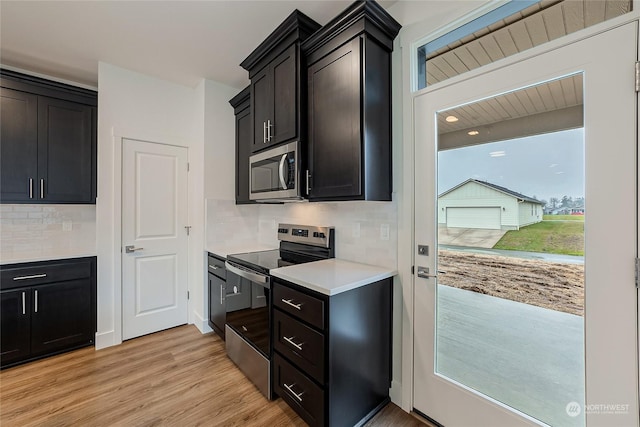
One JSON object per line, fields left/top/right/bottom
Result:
{"left": 122, "top": 138, "right": 189, "bottom": 340}
{"left": 414, "top": 23, "right": 638, "bottom": 427}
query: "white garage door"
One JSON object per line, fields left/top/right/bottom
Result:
{"left": 446, "top": 207, "right": 501, "bottom": 230}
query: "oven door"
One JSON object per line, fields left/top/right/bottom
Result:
{"left": 249, "top": 141, "right": 301, "bottom": 201}
{"left": 224, "top": 261, "right": 271, "bottom": 358}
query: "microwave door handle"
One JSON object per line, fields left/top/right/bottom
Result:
{"left": 278, "top": 154, "right": 288, "bottom": 190}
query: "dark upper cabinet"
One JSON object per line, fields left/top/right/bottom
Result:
{"left": 229, "top": 87, "right": 253, "bottom": 204}
{"left": 240, "top": 10, "right": 321, "bottom": 154}
{"left": 0, "top": 69, "right": 97, "bottom": 204}
{"left": 302, "top": 1, "right": 401, "bottom": 202}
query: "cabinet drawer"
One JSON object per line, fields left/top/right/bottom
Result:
{"left": 274, "top": 309, "right": 325, "bottom": 383}
{"left": 207, "top": 255, "right": 226, "bottom": 280}
{"left": 274, "top": 283, "right": 324, "bottom": 330}
{"left": 273, "top": 353, "right": 324, "bottom": 427}
{"left": 1, "top": 259, "right": 92, "bottom": 290}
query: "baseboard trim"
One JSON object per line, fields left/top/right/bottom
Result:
{"left": 193, "top": 311, "right": 213, "bottom": 334}
{"left": 95, "top": 330, "right": 120, "bottom": 350}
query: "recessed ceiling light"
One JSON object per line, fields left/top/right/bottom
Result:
{"left": 490, "top": 151, "right": 506, "bottom": 157}
{"left": 445, "top": 115, "right": 459, "bottom": 123}
{"left": 468, "top": 130, "right": 479, "bottom": 136}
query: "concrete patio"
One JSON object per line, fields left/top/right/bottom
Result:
{"left": 436, "top": 284, "right": 585, "bottom": 427}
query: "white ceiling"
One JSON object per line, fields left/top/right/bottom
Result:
{"left": 0, "top": 1, "right": 396, "bottom": 90}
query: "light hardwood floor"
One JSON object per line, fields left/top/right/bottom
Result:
{"left": 1, "top": 325, "right": 429, "bottom": 427}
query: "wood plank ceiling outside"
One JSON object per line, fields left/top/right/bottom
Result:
{"left": 430, "top": 0, "right": 631, "bottom": 138}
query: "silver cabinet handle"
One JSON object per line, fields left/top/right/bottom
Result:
{"left": 22, "top": 291, "right": 26, "bottom": 315}
{"left": 29, "top": 178, "right": 34, "bottom": 199}
{"left": 125, "top": 245, "right": 144, "bottom": 253}
{"left": 281, "top": 298, "right": 302, "bottom": 310}
{"left": 34, "top": 290, "right": 38, "bottom": 313}
{"left": 263, "top": 121, "right": 267, "bottom": 143}
{"left": 209, "top": 265, "right": 219, "bottom": 270}
{"left": 283, "top": 336, "right": 303, "bottom": 351}
{"left": 283, "top": 383, "right": 303, "bottom": 402}
{"left": 40, "top": 179, "right": 44, "bottom": 199}
{"left": 220, "top": 284, "right": 224, "bottom": 305}
{"left": 306, "top": 170, "right": 311, "bottom": 193}
{"left": 278, "top": 153, "right": 288, "bottom": 190}
{"left": 13, "top": 273, "right": 47, "bottom": 281}
{"left": 267, "top": 119, "right": 273, "bottom": 141}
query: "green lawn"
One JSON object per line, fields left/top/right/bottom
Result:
{"left": 542, "top": 214, "right": 585, "bottom": 221}
{"left": 493, "top": 220, "right": 584, "bottom": 256}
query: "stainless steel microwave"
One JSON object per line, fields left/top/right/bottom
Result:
{"left": 249, "top": 141, "right": 303, "bottom": 202}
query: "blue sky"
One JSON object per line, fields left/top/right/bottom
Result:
{"left": 437, "top": 128, "right": 584, "bottom": 203}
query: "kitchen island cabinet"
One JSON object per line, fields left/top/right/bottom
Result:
{"left": 0, "top": 256, "right": 97, "bottom": 368}
{"left": 0, "top": 69, "right": 97, "bottom": 204}
{"left": 271, "top": 259, "right": 395, "bottom": 427}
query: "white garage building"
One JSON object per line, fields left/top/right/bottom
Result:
{"left": 438, "top": 179, "right": 544, "bottom": 230}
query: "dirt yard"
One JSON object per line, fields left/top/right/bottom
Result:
{"left": 438, "top": 250, "right": 584, "bottom": 316}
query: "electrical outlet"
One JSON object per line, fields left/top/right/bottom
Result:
{"left": 352, "top": 222, "right": 361, "bottom": 238}
{"left": 62, "top": 221, "right": 72, "bottom": 232}
{"left": 380, "top": 223, "right": 389, "bottom": 241}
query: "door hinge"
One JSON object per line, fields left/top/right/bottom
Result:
{"left": 635, "top": 62, "right": 640, "bottom": 92}
{"left": 411, "top": 266, "right": 415, "bottom": 275}
{"left": 187, "top": 162, "right": 190, "bottom": 172}
{"left": 635, "top": 258, "right": 640, "bottom": 288}
{"left": 185, "top": 225, "right": 192, "bottom": 236}
{"left": 187, "top": 291, "right": 190, "bottom": 300}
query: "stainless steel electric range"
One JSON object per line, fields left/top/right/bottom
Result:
{"left": 224, "top": 223, "right": 335, "bottom": 399}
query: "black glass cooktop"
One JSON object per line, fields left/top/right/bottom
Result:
{"left": 227, "top": 249, "right": 283, "bottom": 274}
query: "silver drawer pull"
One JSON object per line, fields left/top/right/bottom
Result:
{"left": 281, "top": 298, "right": 302, "bottom": 310}
{"left": 13, "top": 273, "right": 47, "bottom": 281}
{"left": 283, "top": 336, "right": 303, "bottom": 351}
{"left": 22, "top": 291, "right": 26, "bottom": 315}
{"left": 283, "top": 383, "right": 303, "bottom": 402}
{"left": 34, "top": 290, "right": 38, "bottom": 313}
{"left": 209, "top": 265, "right": 219, "bottom": 270}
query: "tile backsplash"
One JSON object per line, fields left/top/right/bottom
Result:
{"left": 0, "top": 205, "right": 96, "bottom": 257}
{"left": 206, "top": 199, "right": 397, "bottom": 269}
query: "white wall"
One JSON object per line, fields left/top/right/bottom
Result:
{"left": 96, "top": 62, "right": 200, "bottom": 348}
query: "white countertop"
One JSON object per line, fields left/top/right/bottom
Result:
{"left": 271, "top": 258, "right": 397, "bottom": 296}
{"left": 206, "top": 243, "right": 277, "bottom": 259}
{"left": 1, "top": 250, "right": 97, "bottom": 265}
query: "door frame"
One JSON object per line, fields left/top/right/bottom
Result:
{"left": 396, "top": 8, "right": 640, "bottom": 414}
{"left": 111, "top": 129, "right": 192, "bottom": 345}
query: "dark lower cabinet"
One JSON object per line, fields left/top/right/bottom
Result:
{"left": 272, "top": 277, "right": 392, "bottom": 427}
{"left": 207, "top": 254, "right": 226, "bottom": 339}
{"left": 0, "top": 69, "right": 97, "bottom": 204}
{"left": 0, "top": 257, "right": 97, "bottom": 369}
{"left": 0, "top": 289, "right": 31, "bottom": 365}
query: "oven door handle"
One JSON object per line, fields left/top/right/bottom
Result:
{"left": 278, "top": 153, "right": 288, "bottom": 190}
{"left": 225, "top": 261, "right": 270, "bottom": 288}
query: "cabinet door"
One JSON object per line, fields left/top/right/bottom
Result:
{"left": 271, "top": 44, "right": 297, "bottom": 146}
{"left": 308, "top": 38, "right": 362, "bottom": 200}
{"left": 30, "top": 279, "right": 93, "bottom": 356}
{"left": 38, "top": 96, "right": 94, "bottom": 203}
{"left": 0, "top": 289, "right": 31, "bottom": 366}
{"left": 0, "top": 88, "right": 38, "bottom": 202}
{"left": 251, "top": 68, "right": 271, "bottom": 152}
{"left": 236, "top": 106, "right": 252, "bottom": 204}
{"left": 208, "top": 273, "right": 226, "bottom": 338}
